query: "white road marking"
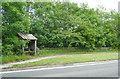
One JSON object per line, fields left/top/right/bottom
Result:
{"left": 0, "top": 60, "right": 118, "bottom": 74}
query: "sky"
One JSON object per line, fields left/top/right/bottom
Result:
{"left": 69, "top": 0, "right": 120, "bottom": 12}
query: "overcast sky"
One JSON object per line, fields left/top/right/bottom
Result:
{"left": 69, "top": 0, "right": 120, "bottom": 12}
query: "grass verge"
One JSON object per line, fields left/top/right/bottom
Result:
{"left": 2, "top": 55, "right": 40, "bottom": 64}
{"left": 2, "top": 48, "right": 118, "bottom": 64}
{"left": 4, "top": 53, "right": 118, "bottom": 69}
{"left": 39, "top": 49, "right": 118, "bottom": 56}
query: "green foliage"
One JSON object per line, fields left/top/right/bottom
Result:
{"left": 2, "top": 36, "right": 28, "bottom": 55}
{"left": 2, "top": 2, "right": 30, "bottom": 55}
{"left": 30, "top": 2, "right": 118, "bottom": 49}
{"left": 2, "top": 2, "right": 119, "bottom": 55}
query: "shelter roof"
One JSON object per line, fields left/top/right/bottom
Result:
{"left": 18, "top": 33, "right": 37, "bottom": 40}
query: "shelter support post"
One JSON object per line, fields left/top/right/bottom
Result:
{"left": 35, "top": 40, "right": 37, "bottom": 56}
{"left": 22, "top": 44, "right": 25, "bottom": 51}
{"left": 22, "top": 44, "right": 25, "bottom": 55}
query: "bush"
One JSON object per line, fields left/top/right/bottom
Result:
{"left": 2, "top": 36, "right": 28, "bottom": 55}
{"left": 2, "top": 44, "right": 14, "bottom": 55}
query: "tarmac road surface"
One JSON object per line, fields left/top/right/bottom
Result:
{"left": 1, "top": 60, "right": 118, "bottom": 77}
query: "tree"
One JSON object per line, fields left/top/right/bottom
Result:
{"left": 2, "top": 2, "right": 30, "bottom": 55}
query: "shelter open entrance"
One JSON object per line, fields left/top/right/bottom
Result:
{"left": 18, "top": 33, "right": 37, "bottom": 56}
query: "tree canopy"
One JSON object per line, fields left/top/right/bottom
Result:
{"left": 2, "top": 2, "right": 119, "bottom": 55}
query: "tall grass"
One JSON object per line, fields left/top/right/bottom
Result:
{"left": 39, "top": 48, "right": 118, "bottom": 56}
{"left": 2, "top": 55, "right": 36, "bottom": 64}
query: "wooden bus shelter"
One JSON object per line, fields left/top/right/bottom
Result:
{"left": 18, "top": 33, "right": 37, "bottom": 56}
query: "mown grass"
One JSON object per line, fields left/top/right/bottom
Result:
{"left": 7, "top": 53, "right": 118, "bottom": 68}
{"left": 2, "top": 48, "right": 118, "bottom": 64}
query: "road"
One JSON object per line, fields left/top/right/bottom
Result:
{"left": 1, "top": 60, "right": 118, "bottom": 77}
